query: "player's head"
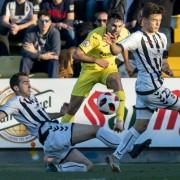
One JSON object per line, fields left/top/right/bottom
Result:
{"left": 106, "top": 13, "right": 124, "bottom": 37}
{"left": 141, "top": 2, "right": 164, "bottom": 33}
{"left": 10, "top": 72, "right": 31, "bottom": 97}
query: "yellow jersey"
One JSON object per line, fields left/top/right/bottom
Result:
{"left": 79, "top": 26, "right": 129, "bottom": 70}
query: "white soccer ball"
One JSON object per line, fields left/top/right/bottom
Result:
{"left": 97, "top": 92, "right": 119, "bottom": 115}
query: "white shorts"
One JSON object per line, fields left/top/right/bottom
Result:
{"left": 136, "top": 86, "right": 180, "bottom": 119}
{"left": 43, "top": 123, "right": 74, "bottom": 163}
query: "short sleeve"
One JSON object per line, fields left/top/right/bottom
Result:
{"left": 0, "top": 98, "right": 19, "bottom": 115}
{"left": 79, "top": 32, "right": 99, "bottom": 54}
{"left": 118, "top": 31, "right": 142, "bottom": 51}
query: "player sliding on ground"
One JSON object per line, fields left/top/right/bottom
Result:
{"left": 0, "top": 72, "right": 151, "bottom": 172}
{"left": 104, "top": 2, "right": 180, "bottom": 172}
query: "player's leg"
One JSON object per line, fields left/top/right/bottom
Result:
{"left": 59, "top": 149, "right": 93, "bottom": 172}
{"left": 71, "top": 123, "right": 120, "bottom": 148}
{"left": 61, "top": 95, "right": 85, "bottom": 123}
{"left": 106, "top": 72, "right": 125, "bottom": 132}
{"left": 106, "top": 93, "right": 154, "bottom": 172}
{"left": 45, "top": 149, "right": 93, "bottom": 172}
{"left": 61, "top": 70, "right": 97, "bottom": 123}
{"left": 107, "top": 116, "right": 150, "bottom": 172}
{"left": 113, "top": 117, "right": 149, "bottom": 159}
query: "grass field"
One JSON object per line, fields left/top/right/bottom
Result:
{"left": 1, "top": 162, "right": 180, "bottom": 180}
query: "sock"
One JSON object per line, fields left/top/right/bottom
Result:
{"left": 113, "top": 127, "right": 140, "bottom": 160}
{"left": 61, "top": 113, "right": 75, "bottom": 123}
{"left": 96, "top": 127, "right": 121, "bottom": 148}
{"left": 115, "top": 90, "right": 125, "bottom": 121}
{"left": 58, "top": 162, "right": 87, "bottom": 172}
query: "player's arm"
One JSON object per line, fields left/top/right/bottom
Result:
{"left": 122, "top": 50, "right": 134, "bottom": 76}
{"left": 162, "top": 59, "right": 174, "bottom": 77}
{"left": 48, "top": 112, "right": 64, "bottom": 119}
{"left": 161, "top": 50, "right": 173, "bottom": 77}
{"left": 48, "top": 103, "right": 69, "bottom": 119}
{"left": 73, "top": 47, "right": 96, "bottom": 63}
{"left": 73, "top": 47, "right": 109, "bottom": 68}
{"left": 103, "top": 32, "right": 123, "bottom": 55}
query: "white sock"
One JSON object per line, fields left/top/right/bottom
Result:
{"left": 57, "top": 162, "right": 88, "bottom": 172}
{"left": 96, "top": 127, "right": 121, "bottom": 148}
{"left": 113, "top": 127, "right": 140, "bottom": 160}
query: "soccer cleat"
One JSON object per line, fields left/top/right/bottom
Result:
{"left": 128, "top": 139, "right": 152, "bottom": 159}
{"left": 106, "top": 155, "right": 121, "bottom": 172}
{"left": 46, "top": 163, "right": 57, "bottom": 172}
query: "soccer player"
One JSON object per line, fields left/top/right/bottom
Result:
{"left": 103, "top": 2, "right": 180, "bottom": 172}
{"left": 0, "top": 72, "right": 149, "bottom": 172}
{"left": 61, "top": 13, "right": 133, "bottom": 132}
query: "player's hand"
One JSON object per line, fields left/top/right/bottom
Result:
{"left": 95, "top": 59, "right": 109, "bottom": 68}
{"left": 113, "top": 121, "right": 124, "bottom": 132}
{"left": 125, "top": 63, "right": 134, "bottom": 77}
{"left": 60, "top": 102, "right": 69, "bottom": 115}
{"left": 162, "top": 60, "right": 174, "bottom": 77}
{"left": 164, "top": 68, "right": 174, "bottom": 77}
{"left": 103, "top": 32, "right": 116, "bottom": 45}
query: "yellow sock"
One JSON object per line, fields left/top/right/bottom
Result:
{"left": 61, "top": 113, "right": 75, "bottom": 123}
{"left": 115, "top": 90, "right": 125, "bottom": 122}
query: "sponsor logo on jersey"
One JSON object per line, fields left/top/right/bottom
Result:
{"left": 81, "top": 40, "right": 90, "bottom": 47}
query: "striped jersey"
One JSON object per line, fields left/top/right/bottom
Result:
{"left": 118, "top": 30, "right": 167, "bottom": 94}
{"left": 4, "top": 0, "right": 34, "bottom": 24}
{"left": 0, "top": 94, "right": 53, "bottom": 136}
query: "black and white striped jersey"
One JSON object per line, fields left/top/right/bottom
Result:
{"left": 118, "top": 30, "right": 167, "bottom": 94}
{"left": 0, "top": 94, "right": 52, "bottom": 136}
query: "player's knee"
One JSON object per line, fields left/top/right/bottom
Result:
{"left": 134, "top": 123, "right": 148, "bottom": 134}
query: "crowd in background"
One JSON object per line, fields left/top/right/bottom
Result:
{"left": 0, "top": 0, "right": 179, "bottom": 78}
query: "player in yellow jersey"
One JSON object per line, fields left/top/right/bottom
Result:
{"left": 61, "top": 13, "right": 133, "bottom": 132}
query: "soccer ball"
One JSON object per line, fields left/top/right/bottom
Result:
{"left": 97, "top": 92, "right": 119, "bottom": 115}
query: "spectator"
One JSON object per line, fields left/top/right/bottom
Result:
{"left": 41, "top": 0, "right": 76, "bottom": 78}
{"left": 0, "top": 0, "right": 10, "bottom": 55}
{"left": 86, "top": 0, "right": 110, "bottom": 21}
{"left": 20, "top": 11, "right": 60, "bottom": 78}
{"left": 108, "top": 0, "right": 125, "bottom": 19}
{"left": 94, "top": 11, "right": 108, "bottom": 28}
{"left": 41, "top": 0, "right": 76, "bottom": 49}
{"left": 0, "top": 0, "right": 6, "bottom": 13}
{"left": 0, "top": 0, "right": 38, "bottom": 54}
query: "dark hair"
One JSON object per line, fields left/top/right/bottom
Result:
{"left": 108, "top": 12, "right": 124, "bottom": 21}
{"left": 142, "top": 2, "right": 164, "bottom": 19}
{"left": 38, "top": 10, "right": 51, "bottom": 19}
{"left": 9, "top": 72, "right": 28, "bottom": 91}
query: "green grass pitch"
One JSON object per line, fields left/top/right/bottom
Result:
{"left": 1, "top": 162, "right": 180, "bottom": 180}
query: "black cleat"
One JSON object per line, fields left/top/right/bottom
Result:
{"left": 128, "top": 139, "right": 152, "bottom": 159}
{"left": 46, "top": 163, "right": 57, "bottom": 172}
